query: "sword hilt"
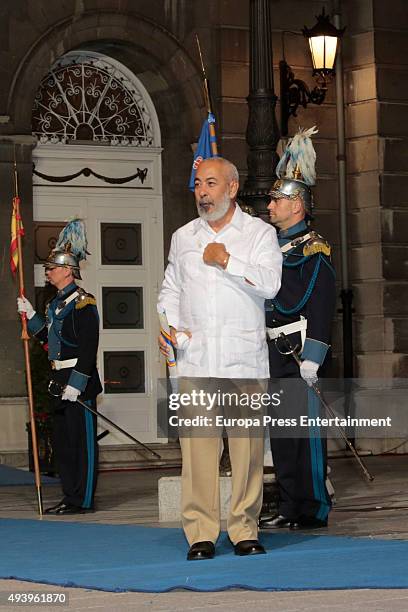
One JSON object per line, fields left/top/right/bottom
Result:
{"left": 275, "top": 333, "right": 301, "bottom": 365}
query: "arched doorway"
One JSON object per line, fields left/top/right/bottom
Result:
{"left": 32, "top": 50, "right": 165, "bottom": 445}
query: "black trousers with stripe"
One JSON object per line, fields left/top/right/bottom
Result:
{"left": 52, "top": 397, "right": 98, "bottom": 509}
{"left": 269, "top": 337, "right": 331, "bottom": 521}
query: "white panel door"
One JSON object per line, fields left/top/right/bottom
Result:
{"left": 33, "top": 150, "right": 166, "bottom": 445}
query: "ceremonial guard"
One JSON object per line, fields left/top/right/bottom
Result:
{"left": 260, "top": 127, "right": 336, "bottom": 530}
{"left": 17, "top": 219, "right": 102, "bottom": 515}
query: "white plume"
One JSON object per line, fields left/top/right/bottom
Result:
{"left": 276, "top": 126, "right": 318, "bottom": 186}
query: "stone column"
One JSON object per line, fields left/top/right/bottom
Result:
{"left": 239, "top": 0, "right": 280, "bottom": 219}
{"left": 343, "top": 0, "right": 408, "bottom": 379}
{"left": 375, "top": 1, "right": 408, "bottom": 378}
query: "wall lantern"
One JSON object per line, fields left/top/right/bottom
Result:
{"left": 280, "top": 8, "right": 345, "bottom": 136}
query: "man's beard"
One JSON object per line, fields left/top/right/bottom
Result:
{"left": 197, "top": 192, "right": 231, "bottom": 222}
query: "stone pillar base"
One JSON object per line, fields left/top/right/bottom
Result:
{"left": 158, "top": 475, "right": 232, "bottom": 522}
{"left": 0, "top": 397, "right": 28, "bottom": 454}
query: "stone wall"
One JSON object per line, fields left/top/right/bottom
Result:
{"left": 0, "top": 139, "right": 36, "bottom": 396}
{"left": 343, "top": 0, "right": 408, "bottom": 377}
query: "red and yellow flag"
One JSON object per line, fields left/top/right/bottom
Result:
{"left": 10, "top": 196, "right": 24, "bottom": 274}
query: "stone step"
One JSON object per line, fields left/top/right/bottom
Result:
{"left": 0, "top": 450, "right": 28, "bottom": 469}
{"left": 99, "top": 442, "right": 182, "bottom": 470}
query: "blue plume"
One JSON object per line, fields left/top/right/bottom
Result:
{"left": 275, "top": 149, "right": 291, "bottom": 180}
{"left": 55, "top": 218, "right": 88, "bottom": 262}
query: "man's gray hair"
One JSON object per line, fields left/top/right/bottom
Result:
{"left": 207, "top": 157, "right": 239, "bottom": 183}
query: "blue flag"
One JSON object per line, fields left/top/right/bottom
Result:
{"left": 188, "top": 112, "right": 218, "bottom": 191}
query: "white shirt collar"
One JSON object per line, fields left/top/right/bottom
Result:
{"left": 192, "top": 203, "right": 244, "bottom": 235}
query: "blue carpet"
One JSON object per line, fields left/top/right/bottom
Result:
{"left": 1, "top": 519, "right": 408, "bottom": 592}
{"left": 0, "top": 465, "right": 59, "bottom": 486}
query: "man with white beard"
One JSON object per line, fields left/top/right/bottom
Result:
{"left": 158, "top": 157, "right": 282, "bottom": 560}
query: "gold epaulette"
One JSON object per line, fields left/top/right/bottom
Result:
{"left": 75, "top": 288, "right": 97, "bottom": 309}
{"left": 303, "top": 231, "right": 331, "bottom": 257}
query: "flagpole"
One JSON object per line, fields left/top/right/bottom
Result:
{"left": 195, "top": 34, "right": 218, "bottom": 156}
{"left": 13, "top": 160, "right": 43, "bottom": 516}
{"left": 195, "top": 34, "right": 211, "bottom": 113}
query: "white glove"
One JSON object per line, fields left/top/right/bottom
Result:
{"left": 62, "top": 385, "right": 81, "bottom": 402}
{"left": 175, "top": 331, "right": 191, "bottom": 350}
{"left": 300, "top": 359, "right": 319, "bottom": 387}
{"left": 17, "top": 297, "right": 36, "bottom": 320}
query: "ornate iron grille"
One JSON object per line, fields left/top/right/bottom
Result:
{"left": 32, "top": 54, "right": 155, "bottom": 146}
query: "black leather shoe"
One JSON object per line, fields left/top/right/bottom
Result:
{"left": 187, "top": 541, "right": 215, "bottom": 561}
{"left": 234, "top": 540, "right": 266, "bottom": 556}
{"left": 259, "top": 514, "right": 293, "bottom": 529}
{"left": 290, "top": 516, "right": 328, "bottom": 530}
{"left": 44, "top": 501, "right": 66, "bottom": 515}
{"left": 45, "top": 502, "right": 94, "bottom": 515}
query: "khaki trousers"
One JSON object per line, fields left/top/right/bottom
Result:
{"left": 178, "top": 378, "right": 266, "bottom": 545}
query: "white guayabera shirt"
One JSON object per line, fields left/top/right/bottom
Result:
{"left": 158, "top": 204, "right": 282, "bottom": 378}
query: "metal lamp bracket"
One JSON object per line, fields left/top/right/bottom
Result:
{"left": 280, "top": 59, "right": 327, "bottom": 136}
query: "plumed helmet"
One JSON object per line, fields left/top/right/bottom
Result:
{"left": 269, "top": 126, "right": 318, "bottom": 218}
{"left": 44, "top": 218, "right": 89, "bottom": 280}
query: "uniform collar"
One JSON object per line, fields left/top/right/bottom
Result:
{"left": 279, "top": 220, "right": 307, "bottom": 239}
{"left": 57, "top": 282, "right": 77, "bottom": 298}
{"left": 193, "top": 203, "right": 243, "bottom": 235}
